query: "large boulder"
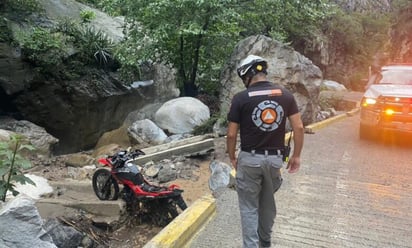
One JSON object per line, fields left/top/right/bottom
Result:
{"left": 321, "top": 80, "right": 348, "bottom": 92}
{"left": 127, "top": 119, "right": 168, "bottom": 146}
{"left": 154, "top": 97, "right": 210, "bottom": 134}
{"left": 37, "top": 0, "right": 125, "bottom": 42}
{"left": 219, "top": 35, "right": 322, "bottom": 125}
{"left": 0, "top": 196, "right": 56, "bottom": 248}
{"left": 0, "top": 118, "right": 58, "bottom": 157}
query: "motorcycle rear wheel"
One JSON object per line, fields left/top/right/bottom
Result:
{"left": 92, "top": 169, "right": 119, "bottom": 200}
{"left": 175, "top": 195, "right": 188, "bottom": 211}
{"left": 151, "top": 199, "right": 179, "bottom": 226}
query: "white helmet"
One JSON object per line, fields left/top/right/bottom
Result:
{"left": 237, "top": 55, "right": 267, "bottom": 79}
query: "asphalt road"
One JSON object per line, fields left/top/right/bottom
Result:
{"left": 189, "top": 112, "right": 412, "bottom": 248}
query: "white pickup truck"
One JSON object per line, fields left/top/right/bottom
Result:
{"left": 360, "top": 64, "right": 412, "bottom": 139}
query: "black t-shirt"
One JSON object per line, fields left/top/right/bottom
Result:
{"left": 227, "top": 81, "right": 299, "bottom": 150}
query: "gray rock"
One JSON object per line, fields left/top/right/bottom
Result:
{"left": 145, "top": 164, "right": 162, "bottom": 178}
{"left": 155, "top": 97, "right": 210, "bottom": 134}
{"left": 65, "top": 153, "right": 95, "bottom": 167}
{"left": 157, "top": 164, "right": 177, "bottom": 183}
{"left": 321, "top": 80, "right": 347, "bottom": 92}
{"left": 127, "top": 119, "right": 168, "bottom": 146}
{"left": 208, "top": 160, "right": 232, "bottom": 192}
{"left": 0, "top": 196, "right": 57, "bottom": 248}
{"left": 0, "top": 118, "right": 58, "bottom": 157}
{"left": 124, "top": 103, "right": 164, "bottom": 126}
{"left": 43, "top": 218, "right": 84, "bottom": 248}
{"left": 0, "top": 129, "right": 12, "bottom": 142}
{"left": 164, "top": 133, "right": 194, "bottom": 143}
{"left": 38, "top": 0, "right": 124, "bottom": 42}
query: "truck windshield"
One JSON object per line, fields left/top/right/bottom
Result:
{"left": 378, "top": 70, "right": 412, "bottom": 85}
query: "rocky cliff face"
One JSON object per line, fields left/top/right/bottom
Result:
{"left": 388, "top": 4, "right": 412, "bottom": 62}
{"left": 332, "top": 0, "right": 391, "bottom": 12}
{"left": 0, "top": 0, "right": 179, "bottom": 154}
{"left": 295, "top": 0, "right": 395, "bottom": 90}
{"left": 334, "top": 0, "right": 412, "bottom": 64}
{"left": 0, "top": 40, "right": 178, "bottom": 154}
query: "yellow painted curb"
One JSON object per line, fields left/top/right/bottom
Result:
{"left": 143, "top": 194, "right": 216, "bottom": 248}
{"left": 305, "top": 108, "right": 359, "bottom": 133}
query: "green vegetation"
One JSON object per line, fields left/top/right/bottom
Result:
{"left": 321, "top": 6, "right": 391, "bottom": 88}
{"left": 3, "top": 0, "right": 412, "bottom": 101}
{"left": 117, "top": 0, "right": 242, "bottom": 96}
{"left": 15, "top": 18, "right": 116, "bottom": 78}
{"left": 100, "top": 0, "right": 333, "bottom": 96}
{"left": 0, "top": 135, "right": 35, "bottom": 202}
{"left": 238, "top": 0, "right": 332, "bottom": 42}
{"left": 1, "top": 0, "right": 41, "bottom": 15}
{"left": 192, "top": 116, "right": 218, "bottom": 136}
{"left": 20, "top": 27, "right": 67, "bottom": 75}
{"left": 74, "top": 0, "right": 333, "bottom": 96}
{"left": 80, "top": 10, "right": 96, "bottom": 23}
{"left": 74, "top": 26, "right": 115, "bottom": 68}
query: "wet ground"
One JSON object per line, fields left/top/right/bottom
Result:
{"left": 190, "top": 112, "right": 412, "bottom": 247}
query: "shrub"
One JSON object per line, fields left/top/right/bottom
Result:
{"left": 76, "top": 26, "right": 115, "bottom": 68}
{"left": 80, "top": 10, "right": 96, "bottom": 23}
{"left": 113, "top": 40, "right": 142, "bottom": 82}
{"left": 192, "top": 116, "right": 218, "bottom": 136}
{"left": 20, "top": 27, "right": 67, "bottom": 74}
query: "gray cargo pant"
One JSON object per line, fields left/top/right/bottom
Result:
{"left": 236, "top": 151, "right": 283, "bottom": 248}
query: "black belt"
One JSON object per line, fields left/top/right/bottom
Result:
{"left": 241, "top": 148, "right": 283, "bottom": 155}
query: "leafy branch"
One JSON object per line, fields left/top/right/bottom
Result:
{"left": 0, "top": 134, "right": 36, "bottom": 202}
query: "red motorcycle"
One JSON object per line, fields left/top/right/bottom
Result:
{"left": 92, "top": 149, "right": 187, "bottom": 226}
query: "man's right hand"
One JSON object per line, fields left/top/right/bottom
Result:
{"left": 286, "top": 156, "right": 300, "bottom": 173}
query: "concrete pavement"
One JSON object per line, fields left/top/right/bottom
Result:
{"left": 187, "top": 108, "right": 412, "bottom": 247}
{"left": 143, "top": 106, "right": 361, "bottom": 248}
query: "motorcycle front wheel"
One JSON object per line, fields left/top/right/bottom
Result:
{"left": 92, "top": 168, "right": 119, "bottom": 200}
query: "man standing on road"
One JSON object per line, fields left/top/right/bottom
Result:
{"left": 226, "top": 54, "right": 304, "bottom": 248}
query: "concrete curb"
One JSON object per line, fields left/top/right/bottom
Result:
{"left": 305, "top": 108, "right": 359, "bottom": 133}
{"left": 143, "top": 194, "right": 216, "bottom": 248}
{"left": 143, "top": 107, "right": 360, "bottom": 248}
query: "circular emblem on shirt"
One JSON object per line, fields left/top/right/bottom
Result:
{"left": 251, "top": 100, "right": 284, "bottom": 131}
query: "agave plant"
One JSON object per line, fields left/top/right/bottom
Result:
{"left": 79, "top": 26, "right": 115, "bottom": 68}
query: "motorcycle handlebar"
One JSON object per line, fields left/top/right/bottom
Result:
{"left": 109, "top": 149, "right": 146, "bottom": 161}
{"left": 131, "top": 149, "right": 145, "bottom": 158}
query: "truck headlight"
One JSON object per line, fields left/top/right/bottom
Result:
{"left": 362, "top": 97, "right": 377, "bottom": 107}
